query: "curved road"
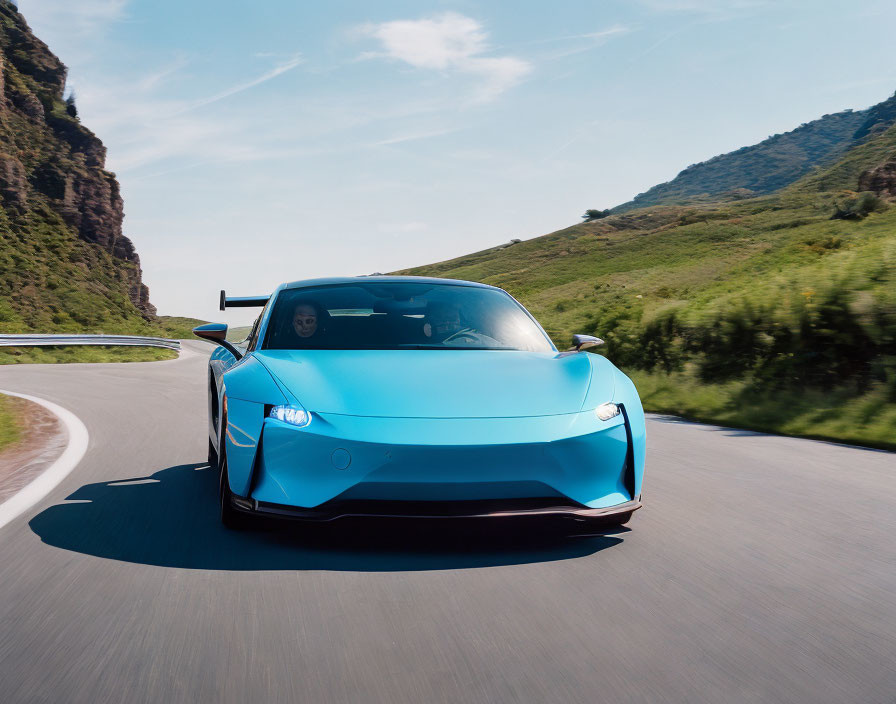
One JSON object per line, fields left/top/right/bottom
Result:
{"left": 0, "top": 342, "right": 893, "bottom": 703}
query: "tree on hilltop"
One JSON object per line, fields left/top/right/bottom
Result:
{"left": 582, "top": 208, "right": 611, "bottom": 222}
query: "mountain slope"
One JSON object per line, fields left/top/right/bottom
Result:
{"left": 791, "top": 121, "right": 896, "bottom": 194}
{"left": 0, "top": 1, "right": 156, "bottom": 334}
{"left": 396, "top": 115, "right": 896, "bottom": 448}
{"left": 614, "top": 91, "right": 896, "bottom": 212}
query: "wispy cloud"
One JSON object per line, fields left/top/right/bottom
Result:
{"left": 357, "top": 12, "right": 531, "bottom": 102}
{"left": 69, "top": 51, "right": 310, "bottom": 173}
{"left": 372, "top": 127, "right": 460, "bottom": 147}
{"left": 533, "top": 25, "right": 631, "bottom": 44}
{"left": 80, "top": 58, "right": 461, "bottom": 174}
{"left": 532, "top": 25, "right": 632, "bottom": 60}
{"left": 176, "top": 53, "right": 303, "bottom": 114}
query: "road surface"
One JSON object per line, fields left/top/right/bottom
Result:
{"left": 0, "top": 341, "right": 893, "bottom": 703}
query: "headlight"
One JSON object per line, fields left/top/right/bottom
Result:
{"left": 595, "top": 402, "right": 620, "bottom": 421}
{"left": 269, "top": 404, "right": 312, "bottom": 427}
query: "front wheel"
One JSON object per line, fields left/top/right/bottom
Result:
{"left": 219, "top": 448, "right": 249, "bottom": 530}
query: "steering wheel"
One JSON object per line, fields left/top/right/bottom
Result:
{"left": 442, "top": 329, "right": 491, "bottom": 346}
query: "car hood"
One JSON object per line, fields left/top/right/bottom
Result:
{"left": 254, "top": 349, "right": 613, "bottom": 418}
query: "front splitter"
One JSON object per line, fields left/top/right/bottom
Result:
{"left": 232, "top": 495, "right": 641, "bottom": 522}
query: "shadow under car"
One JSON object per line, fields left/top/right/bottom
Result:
{"left": 29, "top": 462, "right": 627, "bottom": 572}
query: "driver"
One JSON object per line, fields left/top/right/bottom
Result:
{"left": 290, "top": 300, "right": 324, "bottom": 341}
{"left": 422, "top": 301, "right": 465, "bottom": 342}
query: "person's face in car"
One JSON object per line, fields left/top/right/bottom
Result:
{"left": 292, "top": 304, "right": 318, "bottom": 338}
{"left": 425, "top": 306, "right": 461, "bottom": 341}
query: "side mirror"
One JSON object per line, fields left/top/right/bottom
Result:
{"left": 193, "top": 323, "right": 243, "bottom": 360}
{"left": 193, "top": 322, "right": 227, "bottom": 341}
{"left": 570, "top": 333, "right": 604, "bottom": 352}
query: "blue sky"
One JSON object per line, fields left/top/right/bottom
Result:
{"left": 16, "top": 0, "right": 896, "bottom": 324}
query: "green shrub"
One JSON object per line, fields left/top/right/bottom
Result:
{"left": 582, "top": 209, "right": 611, "bottom": 222}
{"left": 587, "top": 286, "right": 893, "bottom": 395}
{"left": 831, "top": 192, "right": 885, "bottom": 220}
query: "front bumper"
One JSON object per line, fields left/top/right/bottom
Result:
{"left": 232, "top": 404, "right": 645, "bottom": 513}
{"left": 232, "top": 495, "right": 641, "bottom": 522}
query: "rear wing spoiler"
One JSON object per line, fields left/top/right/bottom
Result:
{"left": 219, "top": 290, "right": 270, "bottom": 311}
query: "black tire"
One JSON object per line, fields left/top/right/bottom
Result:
{"left": 219, "top": 446, "right": 249, "bottom": 530}
{"left": 208, "top": 438, "right": 218, "bottom": 468}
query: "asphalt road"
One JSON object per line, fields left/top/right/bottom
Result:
{"left": 0, "top": 341, "right": 894, "bottom": 704}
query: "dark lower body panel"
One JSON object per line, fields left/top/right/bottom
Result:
{"left": 231, "top": 494, "right": 641, "bottom": 522}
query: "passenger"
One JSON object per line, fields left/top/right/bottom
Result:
{"left": 290, "top": 300, "right": 324, "bottom": 341}
{"left": 422, "top": 301, "right": 464, "bottom": 342}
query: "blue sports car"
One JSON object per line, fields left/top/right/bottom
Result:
{"left": 193, "top": 277, "right": 646, "bottom": 530}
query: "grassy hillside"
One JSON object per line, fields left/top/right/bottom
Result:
{"left": 156, "top": 316, "right": 207, "bottom": 339}
{"left": 0, "top": 203, "right": 157, "bottom": 334}
{"left": 614, "top": 92, "right": 896, "bottom": 212}
{"left": 791, "top": 122, "right": 896, "bottom": 194}
{"left": 401, "top": 192, "right": 894, "bottom": 363}
{"left": 398, "top": 124, "right": 896, "bottom": 449}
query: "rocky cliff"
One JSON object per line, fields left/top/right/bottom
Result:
{"left": 859, "top": 160, "right": 896, "bottom": 197}
{"left": 0, "top": 0, "right": 156, "bottom": 333}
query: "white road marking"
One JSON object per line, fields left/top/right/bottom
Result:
{"left": 0, "top": 390, "right": 89, "bottom": 532}
{"left": 174, "top": 343, "right": 199, "bottom": 361}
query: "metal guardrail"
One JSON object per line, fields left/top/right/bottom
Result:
{"left": 0, "top": 334, "right": 181, "bottom": 350}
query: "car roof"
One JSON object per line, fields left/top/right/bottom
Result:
{"left": 281, "top": 276, "right": 500, "bottom": 291}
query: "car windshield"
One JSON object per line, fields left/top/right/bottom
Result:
{"left": 262, "top": 282, "right": 554, "bottom": 352}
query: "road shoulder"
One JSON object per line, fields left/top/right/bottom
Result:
{"left": 0, "top": 395, "right": 66, "bottom": 505}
